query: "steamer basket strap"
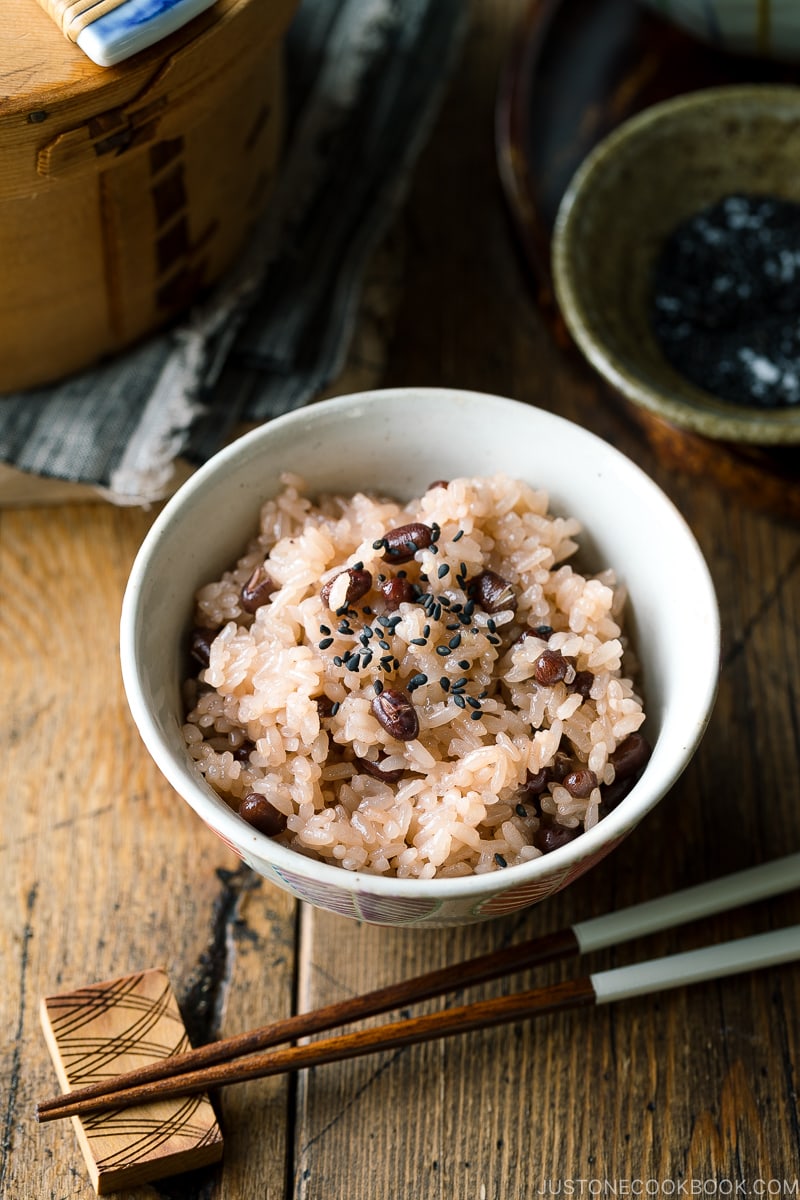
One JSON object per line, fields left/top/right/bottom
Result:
{"left": 39, "top": 0, "right": 129, "bottom": 41}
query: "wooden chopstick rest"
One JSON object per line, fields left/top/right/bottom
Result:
{"left": 39, "top": 968, "right": 223, "bottom": 1195}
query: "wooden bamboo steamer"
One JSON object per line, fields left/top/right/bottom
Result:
{"left": 0, "top": 0, "right": 298, "bottom": 392}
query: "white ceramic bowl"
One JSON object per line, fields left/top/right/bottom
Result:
{"left": 120, "top": 387, "right": 719, "bottom": 926}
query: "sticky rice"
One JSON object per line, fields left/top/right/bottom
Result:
{"left": 182, "top": 473, "right": 647, "bottom": 879}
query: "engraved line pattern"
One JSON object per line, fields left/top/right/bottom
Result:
{"left": 87, "top": 1096, "right": 216, "bottom": 1169}
{"left": 48, "top": 976, "right": 188, "bottom": 1084}
{"left": 43, "top": 972, "right": 221, "bottom": 1175}
{"left": 47, "top": 974, "right": 151, "bottom": 1039}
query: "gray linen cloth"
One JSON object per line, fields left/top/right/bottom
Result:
{"left": 0, "top": 0, "right": 466, "bottom": 505}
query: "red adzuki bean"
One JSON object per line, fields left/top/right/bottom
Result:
{"left": 534, "top": 649, "right": 568, "bottom": 686}
{"left": 321, "top": 567, "right": 373, "bottom": 611}
{"left": 240, "top": 565, "right": 276, "bottom": 613}
{"left": 468, "top": 570, "right": 517, "bottom": 614}
{"left": 381, "top": 523, "right": 433, "bottom": 563}
{"left": 371, "top": 687, "right": 419, "bottom": 741}
{"left": 239, "top": 793, "right": 287, "bottom": 837}
{"left": 380, "top": 576, "right": 417, "bottom": 608}
{"left": 359, "top": 756, "right": 407, "bottom": 783}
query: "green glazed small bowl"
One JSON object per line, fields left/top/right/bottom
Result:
{"left": 638, "top": 0, "right": 800, "bottom": 60}
{"left": 552, "top": 85, "right": 800, "bottom": 446}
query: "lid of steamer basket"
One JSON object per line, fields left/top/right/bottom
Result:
{"left": 0, "top": 0, "right": 298, "bottom": 199}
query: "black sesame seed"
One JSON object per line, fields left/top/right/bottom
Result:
{"left": 372, "top": 539, "right": 386, "bottom": 550}
{"left": 487, "top": 618, "right": 497, "bottom": 633}
{"left": 446, "top": 622, "right": 460, "bottom": 630}
{"left": 470, "top": 709, "right": 483, "bottom": 720}
{"left": 438, "top": 564, "right": 450, "bottom": 579}
{"left": 379, "top": 639, "right": 390, "bottom": 651}
{"left": 432, "top": 605, "right": 442, "bottom": 621}
{"left": 378, "top": 615, "right": 392, "bottom": 628}
{"left": 464, "top": 601, "right": 475, "bottom": 617}
{"left": 454, "top": 694, "right": 466, "bottom": 709}
{"left": 436, "top": 646, "right": 451, "bottom": 657}
{"left": 319, "top": 624, "right": 331, "bottom": 635}
{"left": 333, "top": 656, "right": 343, "bottom": 666}
{"left": 460, "top": 562, "right": 467, "bottom": 577}
{"left": 318, "top": 637, "right": 334, "bottom": 650}
{"left": 466, "top": 696, "right": 481, "bottom": 710}
{"left": 361, "top": 651, "right": 373, "bottom": 667}
{"left": 408, "top": 673, "right": 428, "bottom": 691}
{"left": 430, "top": 544, "right": 439, "bottom": 555}
{"left": 487, "top": 635, "right": 501, "bottom": 645}
{"left": 515, "top": 803, "right": 528, "bottom": 818}
{"left": 440, "top": 677, "right": 450, "bottom": 692}
{"left": 352, "top": 561, "right": 364, "bottom": 571}
{"left": 380, "top": 655, "right": 393, "bottom": 668}
{"left": 448, "top": 634, "right": 462, "bottom": 649}
{"left": 338, "top": 621, "right": 352, "bottom": 634}
{"left": 439, "top": 596, "right": 451, "bottom": 608}
{"left": 452, "top": 677, "right": 468, "bottom": 689}
{"left": 374, "top": 679, "right": 384, "bottom": 695}
{"left": 363, "top": 625, "right": 374, "bottom": 638}
{"left": 458, "top": 660, "right": 470, "bottom": 670}
{"left": 423, "top": 624, "right": 431, "bottom": 637}
{"left": 419, "top": 573, "right": 429, "bottom": 583}
{"left": 362, "top": 606, "right": 373, "bottom": 615}
{"left": 376, "top": 574, "right": 387, "bottom": 584}
{"left": 431, "top": 523, "right": 441, "bottom": 542}
{"left": 458, "top": 614, "right": 471, "bottom": 626}
{"left": 345, "top": 653, "right": 361, "bottom": 671}
{"left": 494, "top": 853, "right": 508, "bottom": 868}
{"left": 359, "top": 633, "right": 371, "bottom": 646}
{"left": 410, "top": 637, "right": 427, "bottom": 646}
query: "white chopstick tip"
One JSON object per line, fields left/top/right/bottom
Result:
{"left": 591, "top": 925, "right": 800, "bottom": 1005}
{"left": 573, "top": 853, "right": 800, "bottom": 955}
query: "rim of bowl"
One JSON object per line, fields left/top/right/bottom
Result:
{"left": 120, "top": 386, "right": 720, "bottom": 901}
{"left": 552, "top": 84, "right": 800, "bottom": 447}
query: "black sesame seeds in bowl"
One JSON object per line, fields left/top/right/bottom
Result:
{"left": 120, "top": 387, "right": 719, "bottom": 926}
{"left": 552, "top": 86, "right": 800, "bottom": 446}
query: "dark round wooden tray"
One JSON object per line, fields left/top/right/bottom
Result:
{"left": 496, "top": 0, "right": 800, "bottom": 521}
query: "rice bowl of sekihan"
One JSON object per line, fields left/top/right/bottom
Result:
{"left": 120, "top": 388, "right": 719, "bottom": 926}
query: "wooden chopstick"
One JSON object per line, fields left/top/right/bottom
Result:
{"left": 35, "top": 853, "right": 800, "bottom": 1123}
{"left": 37, "top": 924, "right": 800, "bottom": 1123}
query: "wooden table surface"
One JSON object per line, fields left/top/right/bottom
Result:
{"left": 2, "top": 1, "right": 799, "bottom": 1196}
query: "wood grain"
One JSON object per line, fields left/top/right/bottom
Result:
{"left": 2, "top": 0, "right": 800, "bottom": 1197}
{"left": 0, "top": 504, "right": 296, "bottom": 1199}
